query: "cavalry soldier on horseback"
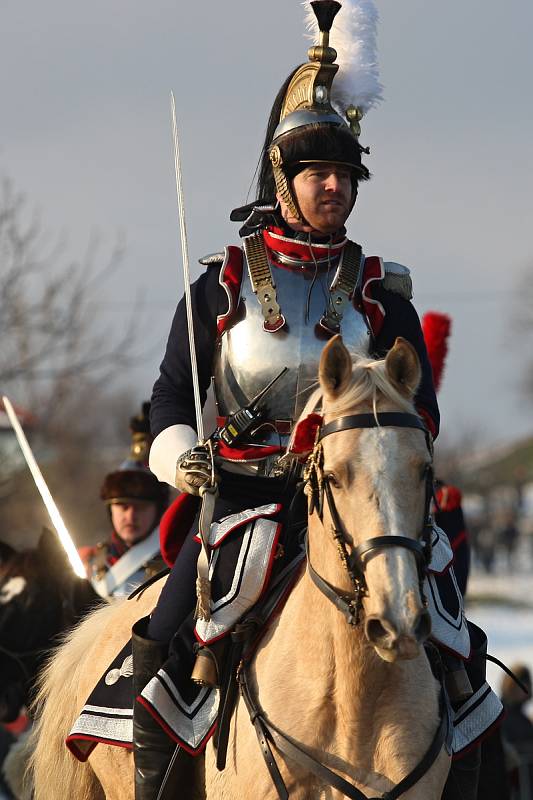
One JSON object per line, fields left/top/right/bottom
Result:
{"left": 81, "top": 403, "right": 168, "bottom": 599}
{"left": 56, "top": 3, "right": 504, "bottom": 799}
{"left": 132, "top": 2, "right": 449, "bottom": 798}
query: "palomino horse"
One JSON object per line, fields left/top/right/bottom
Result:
{"left": 30, "top": 337, "right": 451, "bottom": 799}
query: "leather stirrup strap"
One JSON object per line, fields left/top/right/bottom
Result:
{"left": 216, "top": 550, "right": 306, "bottom": 772}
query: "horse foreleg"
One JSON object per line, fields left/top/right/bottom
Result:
{"left": 395, "top": 747, "right": 451, "bottom": 800}
{"left": 89, "top": 746, "right": 133, "bottom": 800}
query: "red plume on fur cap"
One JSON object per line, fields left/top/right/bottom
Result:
{"left": 289, "top": 413, "right": 323, "bottom": 457}
{"left": 422, "top": 312, "right": 451, "bottom": 393}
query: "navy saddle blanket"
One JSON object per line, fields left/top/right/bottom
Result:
{"left": 67, "top": 507, "right": 502, "bottom": 760}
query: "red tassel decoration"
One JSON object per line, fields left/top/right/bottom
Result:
{"left": 290, "top": 413, "right": 323, "bottom": 456}
{"left": 422, "top": 312, "right": 451, "bottom": 393}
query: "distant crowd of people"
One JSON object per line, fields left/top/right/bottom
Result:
{"left": 469, "top": 514, "right": 532, "bottom": 574}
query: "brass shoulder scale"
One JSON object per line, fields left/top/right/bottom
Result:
{"left": 319, "top": 240, "right": 363, "bottom": 334}
{"left": 243, "top": 232, "right": 285, "bottom": 332}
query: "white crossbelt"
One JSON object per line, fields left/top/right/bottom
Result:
{"left": 92, "top": 527, "right": 161, "bottom": 599}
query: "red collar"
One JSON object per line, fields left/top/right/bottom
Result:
{"left": 263, "top": 227, "right": 347, "bottom": 270}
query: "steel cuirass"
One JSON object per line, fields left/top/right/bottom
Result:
{"left": 212, "top": 248, "right": 371, "bottom": 446}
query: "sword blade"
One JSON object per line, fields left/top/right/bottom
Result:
{"left": 170, "top": 91, "right": 204, "bottom": 443}
{"left": 2, "top": 395, "right": 87, "bottom": 579}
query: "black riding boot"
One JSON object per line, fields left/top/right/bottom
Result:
{"left": 132, "top": 618, "right": 181, "bottom": 800}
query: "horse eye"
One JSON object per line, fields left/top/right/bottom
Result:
{"left": 326, "top": 473, "right": 340, "bottom": 488}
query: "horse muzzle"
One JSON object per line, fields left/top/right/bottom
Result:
{"left": 365, "top": 607, "right": 431, "bottom": 662}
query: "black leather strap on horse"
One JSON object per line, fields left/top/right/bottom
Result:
{"left": 216, "top": 549, "right": 306, "bottom": 772}
{"left": 319, "top": 412, "right": 427, "bottom": 441}
{"left": 127, "top": 567, "right": 171, "bottom": 601}
{"left": 239, "top": 664, "right": 450, "bottom": 800}
{"left": 306, "top": 533, "right": 363, "bottom": 626}
{"left": 351, "top": 535, "right": 427, "bottom": 569}
{"left": 216, "top": 617, "right": 261, "bottom": 771}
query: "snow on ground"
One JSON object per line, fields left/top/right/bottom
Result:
{"left": 465, "top": 548, "right": 533, "bottom": 708}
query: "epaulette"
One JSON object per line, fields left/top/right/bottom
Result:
{"left": 382, "top": 262, "right": 413, "bottom": 300}
{"left": 199, "top": 251, "right": 225, "bottom": 266}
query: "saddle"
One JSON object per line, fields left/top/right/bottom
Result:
{"left": 66, "top": 503, "right": 502, "bottom": 771}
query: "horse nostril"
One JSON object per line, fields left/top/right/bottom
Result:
{"left": 414, "top": 609, "right": 431, "bottom": 643}
{"left": 365, "top": 616, "right": 394, "bottom": 648}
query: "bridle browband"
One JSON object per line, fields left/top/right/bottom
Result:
{"left": 305, "top": 411, "right": 434, "bottom": 626}
{"left": 319, "top": 411, "right": 429, "bottom": 439}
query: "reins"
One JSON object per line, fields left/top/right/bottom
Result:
{"left": 236, "top": 411, "right": 448, "bottom": 799}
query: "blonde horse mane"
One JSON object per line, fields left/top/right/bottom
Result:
{"left": 28, "top": 599, "right": 128, "bottom": 800}
{"left": 291, "top": 349, "right": 416, "bottom": 448}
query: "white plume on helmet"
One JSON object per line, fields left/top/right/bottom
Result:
{"left": 303, "top": 0, "right": 384, "bottom": 117}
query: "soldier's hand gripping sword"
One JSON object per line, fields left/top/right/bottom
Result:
{"left": 2, "top": 395, "right": 87, "bottom": 579}
{"left": 170, "top": 92, "right": 218, "bottom": 622}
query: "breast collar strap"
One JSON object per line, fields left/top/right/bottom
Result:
{"left": 239, "top": 657, "right": 450, "bottom": 800}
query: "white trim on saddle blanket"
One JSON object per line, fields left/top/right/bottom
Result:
{"left": 65, "top": 515, "right": 498, "bottom": 763}
{"left": 452, "top": 682, "right": 504, "bottom": 755}
{"left": 426, "top": 524, "right": 470, "bottom": 658}
{"left": 141, "top": 673, "right": 220, "bottom": 754}
{"left": 138, "top": 506, "right": 282, "bottom": 753}
{"left": 195, "top": 506, "right": 282, "bottom": 644}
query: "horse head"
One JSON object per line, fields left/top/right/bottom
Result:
{"left": 0, "top": 529, "right": 100, "bottom": 722}
{"left": 304, "top": 335, "right": 433, "bottom": 663}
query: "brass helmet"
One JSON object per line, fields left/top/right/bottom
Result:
{"left": 100, "top": 402, "right": 168, "bottom": 513}
{"left": 260, "top": 0, "right": 382, "bottom": 223}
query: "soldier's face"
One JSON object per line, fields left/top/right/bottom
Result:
{"left": 110, "top": 500, "right": 158, "bottom": 546}
{"left": 290, "top": 164, "right": 354, "bottom": 234}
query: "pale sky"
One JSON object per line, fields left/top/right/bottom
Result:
{"left": 2, "top": 0, "right": 532, "bottom": 447}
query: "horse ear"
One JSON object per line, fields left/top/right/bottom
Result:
{"left": 385, "top": 337, "right": 421, "bottom": 398}
{"left": 319, "top": 335, "right": 352, "bottom": 401}
{"left": 37, "top": 527, "right": 70, "bottom": 576}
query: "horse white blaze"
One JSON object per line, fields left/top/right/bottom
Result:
{"left": 358, "top": 426, "right": 427, "bottom": 659}
{"left": 0, "top": 576, "right": 27, "bottom": 604}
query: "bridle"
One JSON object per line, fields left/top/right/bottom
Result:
{"left": 304, "top": 411, "right": 435, "bottom": 626}
{"left": 236, "top": 411, "right": 451, "bottom": 800}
